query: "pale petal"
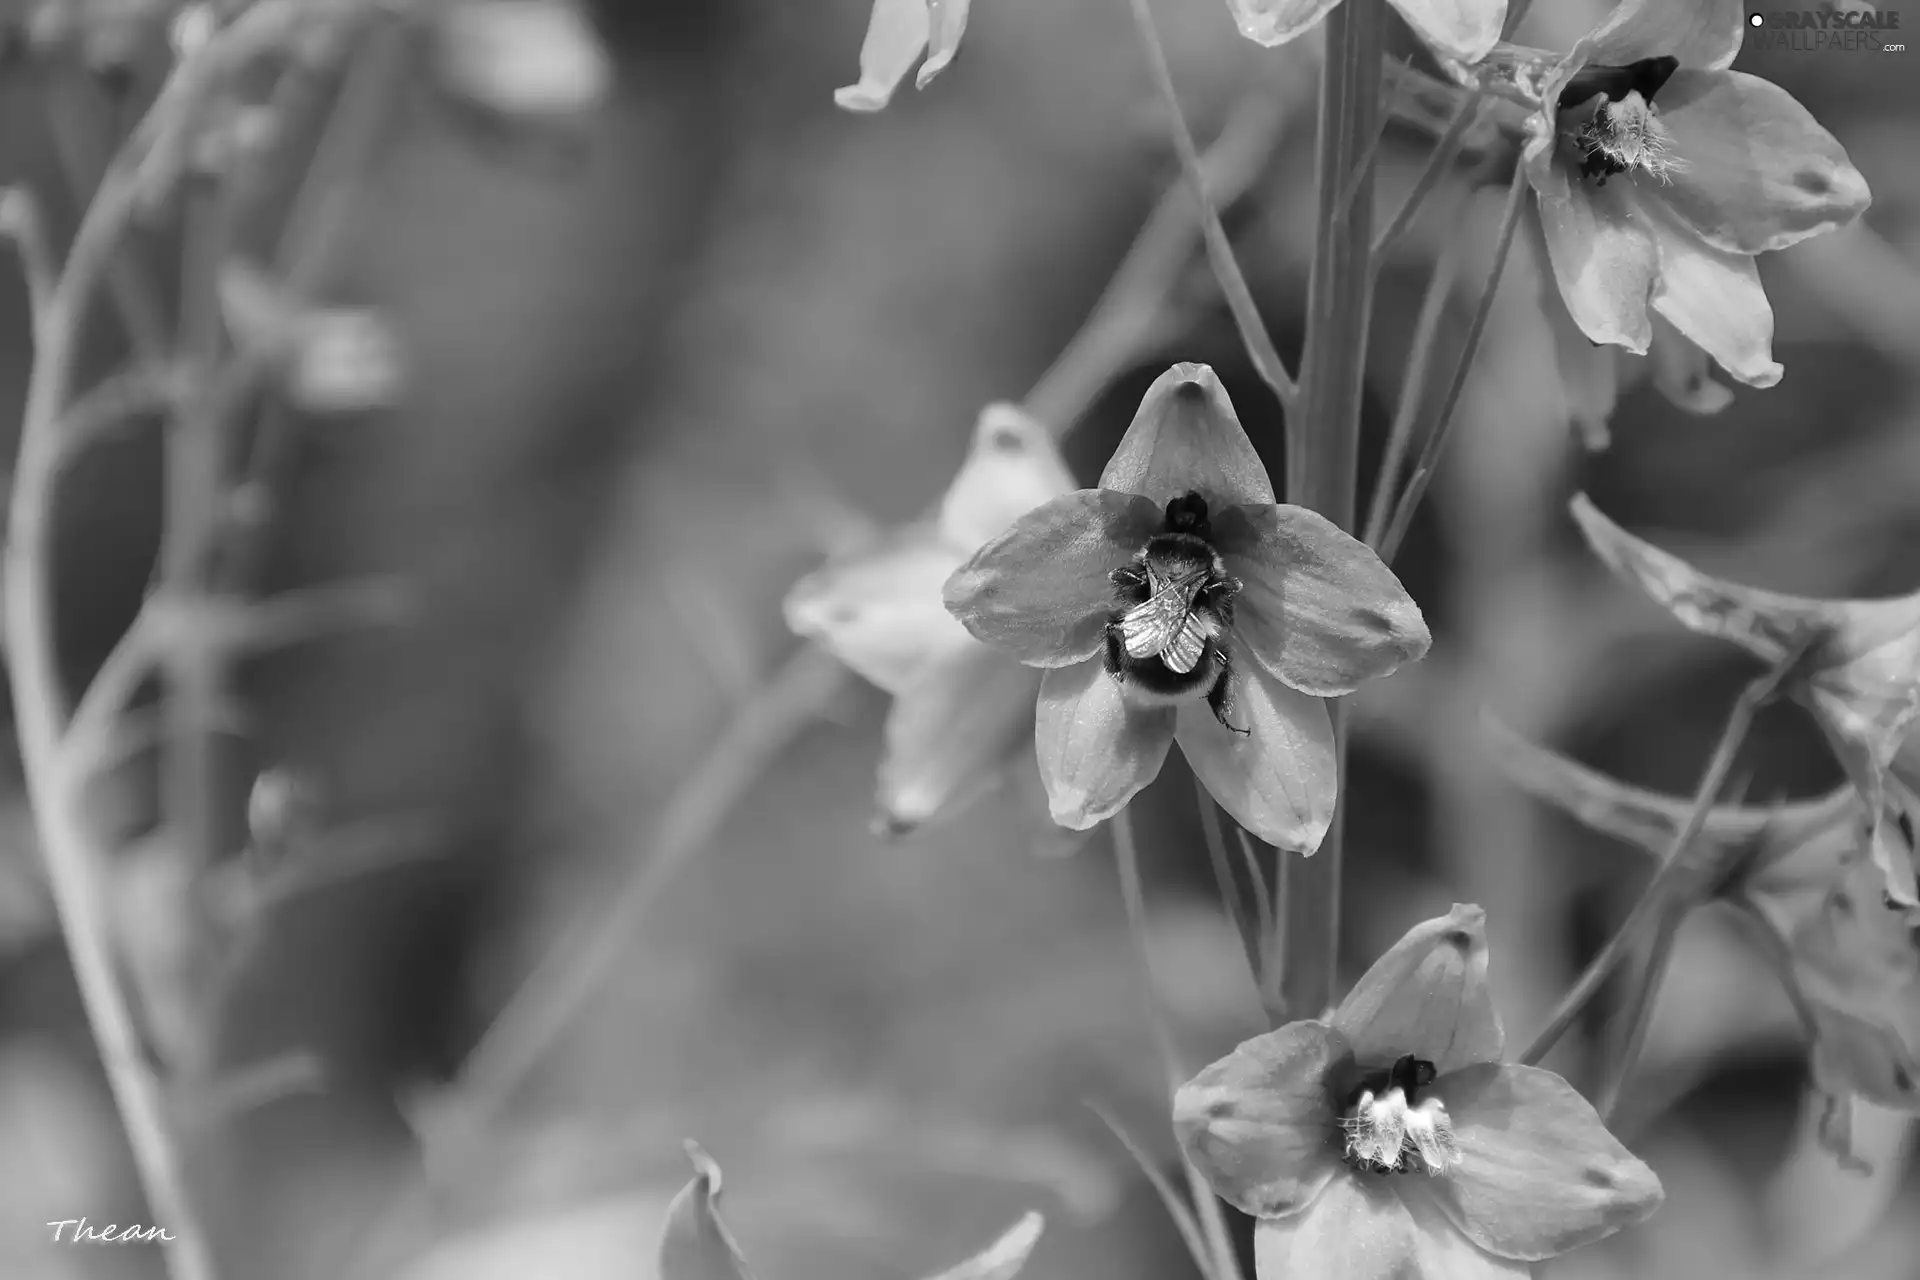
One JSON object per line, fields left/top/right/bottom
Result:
{"left": 1642, "top": 202, "right": 1781, "bottom": 388}
{"left": 1175, "top": 663, "right": 1337, "bottom": 855}
{"left": 1034, "top": 658, "right": 1175, "bottom": 829}
{"left": 1215, "top": 503, "right": 1430, "bottom": 698}
{"left": 660, "top": 1143, "right": 754, "bottom": 1280}
{"left": 916, "top": 0, "right": 973, "bottom": 89}
{"left": 918, "top": 1211, "right": 1043, "bottom": 1280}
{"left": 1426, "top": 1063, "right": 1664, "bottom": 1261}
{"left": 1649, "top": 69, "right": 1871, "bottom": 256}
{"left": 1252, "top": 1175, "right": 1419, "bottom": 1280}
{"left": 1386, "top": 0, "right": 1506, "bottom": 63}
{"left": 939, "top": 403, "right": 1077, "bottom": 550}
{"left": 1224, "top": 0, "right": 1344, "bottom": 48}
{"left": 1332, "top": 904, "right": 1504, "bottom": 1074}
{"left": 786, "top": 530, "right": 972, "bottom": 695}
{"left": 944, "top": 490, "right": 1162, "bottom": 667}
{"left": 1535, "top": 215, "right": 1624, "bottom": 451}
{"left": 1568, "top": 492, "right": 1833, "bottom": 663}
{"left": 1526, "top": 136, "right": 1656, "bottom": 354}
{"left": 1098, "top": 363, "right": 1276, "bottom": 509}
{"left": 1647, "top": 316, "right": 1733, "bottom": 415}
{"left": 835, "top": 0, "right": 928, "bottom": 113}
{"left": 1173, "top": 1021, "right": 1349, "bottom": 1220}
{"left": 1398, "top": 1187, "right": 1535, "bottom": 1280}
{"left": 1568, "top": 0, "right": 1746, "bottom": 72}
{"left": 878, "top": 646, "right": 1042, "bottom": 831}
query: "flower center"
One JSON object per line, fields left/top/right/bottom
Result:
{"left": 1340, "top": 1054, "right": 1459, "bottom": 1176}
{"left": 1555, "top": 55, "right": 1683, "bottom": 187}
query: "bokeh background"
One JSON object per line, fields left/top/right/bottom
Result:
{"left": 1, "top": 0, "right": 1918, "bottom": 1277}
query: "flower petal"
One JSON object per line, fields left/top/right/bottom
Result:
{"left": 659, "top": 1142, "right": 753, "bottom": 1280}
{"left": 1649, "top": 69, "right": 1871, "bottom": 256}
{"left": 1534, "top": 215, "right": 1623, "bottom": 451}
{"left": 1175, "top": 663, "right": 1337, "bottom": 855}
{"left": 1640, "top": 199, "right": 1782, "bottom": 388}
{"left": 1567, "top": 0, "right": 1746, "bottom": 72}
{"left": 1568, "top": 492, "right": 1833, "bottom": 662}
{"left": 834, "top": 0, "right": 928, "bottom": 113}
{"left": 1034, "top": 658, "right": 1175, "bottom": 829}
{"left": 1526, "top": 137, "right": 1656, "bottom": 354}
{"left": 1426, "top": 1063, "right": 1664, "bottom": 1261}
{"left": 1173, "top": 1020, "right": 1349, "bottom": 1220}
{"left": 1398, "top": 1187, "right": 1535, "bottom": 1280}
{"left": 919, "top": 1211, "right": 1044, "bottom": 1280}
{"left": 1252, "top": 1175, "right": 1419, "bottom": 1280}
{"left": 944, "top": 490, "right": 1163, "bottom": 667}
{"left": 939, "top": 403, "right": 1078, "bottom": 550}
{"left": 1647, "top": 316, "right": 1733, "bottom": 415}
{"left": 1098, "top": 363, "right": 1276, "bottom": 509}
{"left": 786, "top": 529, "right": 973, "bottom": 695}
{"left": 1386, "top": 0, "right": 1506, "bottom": 63}
{"left": 1332, "top": 904, "right": 1504, "bottom": 1073}
{"left": 915, "top": 0, "right": 972, "bottom": 89}
{"left": 1214, "top": 503, "right": 1430, "bottom": 698}
{"left": 1223, "top": 0, "right": 1344, "bottom": 48}
{"left": 877, "top": 646, "right": 1042, "bottom": 832}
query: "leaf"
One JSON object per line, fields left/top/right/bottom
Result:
{"left": 659, "top": 1142, "right": 755, "bottom": 1280}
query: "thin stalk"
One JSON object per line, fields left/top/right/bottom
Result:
{"left": 1596, "top": 902, "right": 1683, "bottom": 1121}
{"left": 1362, "top": 190, "right": 1465, "bottom": 548}
{"left": 1520, "top": 647, "right": 1806, "bottom": 1065}
{"left": 1086, "top": 1100, "right": 1215, "bottom": 1280}
{"left": 1113, "top": 810, "right": 1243, "bottom": 1280}
{"left": 1195, "top": 777, "right": 1266, "bottom": 1006}
{"left": 1370, "top": 97, "right": 1481, "bottom": 265}
{"left": 1377, "top": 161, "right": 1529, "bottom": 563}
{"left": 1279, "top": 0, "right": 1385, "bottom": 1023}
{"left": 1124, "top": 0, "right": 1297, "bottom": 411}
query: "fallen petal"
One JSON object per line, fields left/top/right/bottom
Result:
{"left": 1215, "top": 502, "right": 1430, "bottom": 698}
{"left": 1252, "top": 1175, "right": 1420, "bottom": 1280}
{"left": 1175, "top": 662, "right": 1337, "bottom": 854}
{"left": 1034, "top": 658, "right": 1176, "bottom": 828}
{"left": 944, "top": 489, "right": 1162, "bottom": 667}
{"left": 938, "top": 402, "right": 1077, "bottom": 550}
{"left": 835, "top": 0, "right": 929, "bottom": 113}
{"left": 1098, "top": 363, "right": 1276, "bottom": 509}
{"left": 1651, "top": 69, "right": 1872, "bottom": 257}
{"left": 878, "top": 646, "right": 1043, "bottom": 831}
{"left": 1331, "top": 904, "right": 1504, "bottom": 1074}
{"left": 1566, "top": 0, "right": 1746, "bottom": 73}
{"left": 1174, "top": 1020, "right": 1350, "bottom": 1220}
{"left": 786, "top": 530, "right": 975, "bottom": 695}
{"left": 1427, "top": 1063, "right": 1664, "bottom": 1261}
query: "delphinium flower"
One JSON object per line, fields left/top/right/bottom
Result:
{"left": 1227, "top": 0, "right": 1506, "bottom": 62}
{"left": 1487, "top": 725, "right": 1920, "bottom": 1169}
{"left": 1570, "top": 493, "right": 1920, "bottom": 907}
{"left": 835, "top": 0, "right": 972, "bottom": 112}
{"left": 942, "top": 363, "right": 1428, "bottom": 851}
{"left": 661, "top": 1141, "right": 1044, "bottom": 1280}
{"left": 786, "top": 403, "right": 1081, "bottom": 846}
{"left": 1514, "top": 0, "right": 1871, "bottom": 390}
{"left": 1174, "top": 904, "right": 1664, "bottom": 1278}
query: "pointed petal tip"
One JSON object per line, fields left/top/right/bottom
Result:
{"left": 834, "top": 84, "right": 893, "bottom": 113}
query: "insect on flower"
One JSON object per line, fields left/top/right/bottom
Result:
{"left": 1175, "top": 906, "right": 1663, "bottom": 1277}
{"left": 942, "top": 363, "right": 1429, "bottom": 852}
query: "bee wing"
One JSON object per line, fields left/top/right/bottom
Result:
{"left": 1159, "top": 611, "right": 1209, "bottom": 675}
{"left": 1119, "top": 587, "right": 1190, "bottom": 661}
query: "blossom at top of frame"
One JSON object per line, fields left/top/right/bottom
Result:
{"left": 1227, "top": 0, "right": 1506, "bottom": 64}
{"left": 1513, "top": 0, "right": 1870, "bottom": 388}
{"left": 785, "top": 403, "right": 1083, "bottom": 851}
{"left": 835, "top": 0, "right": 972, "bottom": 112}
{"left": 1174, "top": 905, "right": 1663, "bottom": 1279}
{"left": 1570, "top": 493, "right": 1920, "bottom": 909}
{"left": 941, "top": 363, "right": 1428, "bottom": 852}
{"left": 660, "top": 1141, "right": 1044, "bottom": 1280}
{"left": 1485, "top": 721, "right": 1920, "bottom": 1171}
{"left": 433, "top": 0, "right": 613, "bottom": 121}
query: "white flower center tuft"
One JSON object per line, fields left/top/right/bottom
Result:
{"left": 1342, "top": 1086, "right": 1460, "bottom": 1176}
{"left": 1574, "top": 90, "right": 1686, "bottom": 185}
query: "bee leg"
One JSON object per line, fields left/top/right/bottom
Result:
{"left": 1207, "top": 658, "right": 1250, "bottom": 736}
{"left": 1202, "top": 577, "right": 1241, "bottom": 630}
{"left": 1103, "top": 618, "right": 1128, "bottom": 680}
{"left": 1110, "top": 563, "right": 1150, "bottom": 603}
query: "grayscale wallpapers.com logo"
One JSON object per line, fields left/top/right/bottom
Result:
{"left": 1746, "top": 7, "right": 1907, "bottom": 50}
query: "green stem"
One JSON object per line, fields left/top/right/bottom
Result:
{"left": 1278, "top": 0, "right": 1384, "bottom": 1023}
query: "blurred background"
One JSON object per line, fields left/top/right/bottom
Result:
{"left": 0, "top": 0, "right": 1917, "bottom": 1277}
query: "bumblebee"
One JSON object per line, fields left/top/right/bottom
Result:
{"left": 1104, "top": 492, "right": 1247, "bottom": 733}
